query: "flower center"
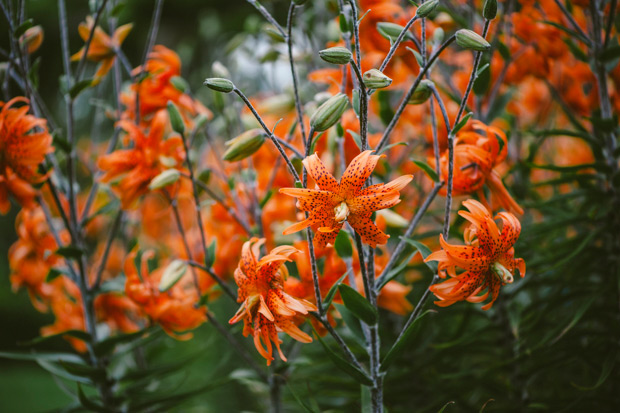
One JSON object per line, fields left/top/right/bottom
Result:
{"left": 492, "top": 262, "right": 514, "bottom": 284}
{"left": 334, "top": 201, "right": 350, "bottom": 223}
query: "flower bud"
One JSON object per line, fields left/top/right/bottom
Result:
{"left": 310, "top": 93, "right": 349, "bottom": 132}
{"left": 376, "top": 209, "right": 409, "bottom": 228}
{"left": 166, "top": 101, "right": 185, "bottom": 135}
{"left": 223, "top": 129, "right": 266, "bottom": 162}
{"left": 455, "top": 29, "right": 491, "bottom": 52}
{"left": 433, "top": 27, "right": 445, "bottom": 44}
{"left": 149, "top": 169, "right": 181, "bottom": 190}
{"left": 19, "top": 25, "right": 43, "bottom": 54}
{"left": 408, "top": 79, "right": 434, "bottom": 105}
{"left": 211, "top": 61, "right": 231, "bottom": 79}
{"left": 204, "top": 77, "right": 235, "bottom": 93}
{"left": 159, "top": 260, "right": 188, "bottom": 292}
{"left": 319, "top": 46, "right": 352, "bottom": 65}
{"left": 483, "top": 0, "right": 498, "bottom": 20}
{"left": 416, "top": 0, "right": 439, "bottom": 18}
{"left": 362, "top": 69, "right": 393, "bottom": 89}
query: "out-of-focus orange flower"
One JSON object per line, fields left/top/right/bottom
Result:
{"left": 98, "top": 110, "right": 185, "bottom": 208}
{"left": 431, "top": 120, "right": 523, "bottom": 214}
{"left": 229, "top": 238, "right": 316, "bottom": 365}
{"left": 0, "top": 97, "right": 53, "bottom": 214}
{"left": 71, "top": 16, "right": 132, "bottom": 85}
{"left": 9, "top": 207, "right": 69, "bottom": 311}
{"left": 280, "top": 150, "right": 413, "bottom": 247}
{"left": 40, "top": 277, "right": 87, "bottom": 352}
{"left": 124, "top": 249, "right": 206, "bottom": 339}
{"left": 426, "top": 199, "right": 525, "bottom": 310}
{"left": 121, "top": 45, "right": 211, "bottom": 126}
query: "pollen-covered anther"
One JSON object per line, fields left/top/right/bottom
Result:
{"left": 334, "top": 202, "right": 350, "bottom": 223}
{"left": 492, "top": 262, "right": 514, "bottom": 284}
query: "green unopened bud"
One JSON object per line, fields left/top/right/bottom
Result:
{"left": 363, "top": 69, "right": 393, "bottom": 89}
{"left": 310, "top": 93, "right": 349, "bottom": 132}
{"left": 166, "top": 101, "right": 185, "bottom": 135}
{"left": 408, "top": 79, "right": 434, "bottom": 105}
{"left": 159, "top": 260, "right": 188, "bottom": 292}
{"left": 204, "top": 77, "right": 235, "bottom": 93}
{"left": 433, "top": 27, "right": 445, "bottom": 44}
{"left": 149, "top": 169, "right": 180, "bottom": 190}
{"left": 416, "top": 0, "right": 439, "bottom": 18}
{"left": 377, "top": 22, "right": 414, "bottom": 42}
{"left": 483, "top": 0, "right": 498, "bottom": 20}
{"left": 223, "top": 129, "right": 266, "bottom": 162}
{"left": 263, "top": 24, "right": 285, "bottom": 43}
{"left": 492, "top": 262, "right": 514, "bottom": 284}
{"left": 455, "top": 29, "right": 491, "bottom": 52}
{"left": 319, "top": 47, "right": 352, "bottom": 65}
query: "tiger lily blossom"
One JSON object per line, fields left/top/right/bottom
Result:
{"left": 426, "top": 199, "right": 525, "bottom": 310}
{"left": 71, "top": 16, "right": 132, "bottom": 85}
{"left": 280, "top": 150, "right": 413, "bottom": 248}
{"left": 229, "top": 238, "right": 317, "bottom": 365}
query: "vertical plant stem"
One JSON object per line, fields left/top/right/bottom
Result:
{"left": 286, "top": 3, "right": 307, "bottom": 147}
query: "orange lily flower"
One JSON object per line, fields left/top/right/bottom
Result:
{"left": 229, "top": 238, "right": 317, "bottom": 365}
{"left": 0, "top": 97, "right": 53, "bottom": 214}
{"left": 71, "top": 16, "right": 132, "bottom": 85}
{"left": 124, "top": 250, "right": 207, "bottom": 339}
{"left": 97, "top": 110, "right": 185, "bottom": 208}
{"left": 280, "top": 150, "right": 413, "bottom": 248}
{"left": 431, "top": 120, "right": 523, "bottom": 214}
{"left": 426, "top": 199, "right": 526, "bottom": 310}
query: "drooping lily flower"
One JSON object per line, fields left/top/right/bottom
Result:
{"left": 71, "top": 16, "right": 132, "bottom": 85}
{"left": 280, "top": 150, "right": 413, "bottom": 248}
{"left": 229, "top": 238, "right": 317, "bottom": 365}
{"left": 426, "top": 199, "right": 525, "bottom": 310}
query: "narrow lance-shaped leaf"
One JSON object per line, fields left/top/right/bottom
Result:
{"left": 338, "top": 284, "right": 378, "bottom": 325}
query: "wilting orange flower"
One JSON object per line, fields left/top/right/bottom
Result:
{"left": 71, "top": 16, "right": 132, "bottom": 85}
{"left": 426, "top": 199, "right": 525, "bottom": 310}
{"left": 124, "top": 250, "right": 206, "bottom": 339}
{"left": 431, "top": 120, "right": 523, "bottom": 214}
{"left": 0, "top": 97, "right": 53, "bottom": 214}
{"left": 98, "top": 110, "right": 185, "bottom": 208}
{"left": 280, "top": 150, "right": 413, "bottom": 247}
{"left": 229, "top": 238, "right": 317, "bottom": 365}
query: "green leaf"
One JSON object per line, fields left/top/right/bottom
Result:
{"left": 60, "top": 360, "right": 107, "bottom": 381}
{"left": 0, "top": 351, "right": 83, "bottom": 363}
{"left": 549, "top": 296, "right": 595, "bottom": 345}
{"left": 69, "top": 78, "right": 94, "bottom": 99}
{"left": 56, "top": 245, "right": 85, "bottom": 260}
{"left": 19, "top": 329, "right": 91, "bottom": 346}
{"left": 348, "top": 130, "right": 363, "bottom": 151}
{"left": 361, "top": 384, "right": 372, "bottom": 413}
{"left": 334, "top": 231, "right": 353, "bottom": 258}
{"left": 37, "top": 359, "right": 92, "bottom": 384}
{"left": 335, "top": 303, "right": 366, "bottom": 345}
{"left": 571, "top": 349, "right": 617, "bottom": 390}
{"left": 439, "top": 401, "right": 456, "bottom": 412}
{"left": 110, "top": 2, "right": 125, "bottom": 17}
{"left": 323, "top": 271, "right": 350, "bottom": 311}
{"left": 94, "top": 328, "right": 151, "bottom": 358}
{"left": 338, "top": 284, "right": 377, "bottom": 325}
{"left": 352, "top": 89, "right": 360, "bottom": 117}
{"left": 46, "top": 268, "right": 65, "bottom": 282}
{"left": 497, "top": 41, "right": 510, "bottom": 60}
{"left": 540, "top": 20, "right": 590, "bottom": 44}
{"left": 286, "top": 383, "right": 319, "bottom": 413}
{"left": 452, "top": 112, "right": 472, "bottom": 135}
{"left": 399, "top": 237, "right": 438, "bottom": 272}
{"left": 14, "top": 19, "right": 34, "bottom": 38}
{"left": 377, "top": 141, "right": 407, "bottom": 155}
{"left": 473, "top": 60, "right": 491, "bottom": 96}
{"left": 313, "top": 330, "right": 373, "bottom": 386}
{"left": 413, "top": 159, "right": 440, "bottom": 182}
{"left": 260, "top": 189, "right": 273, "bottom": 208}
{"left": 381, "top": 310, "right": 434, "bottom": 370}
{"left": 377, "top": 249, "right": 418, "bottom": 290}
{"left": 377, "top": 90, "right": 394, "bottom": 126}
{"left": 53, "top": 134, "right": 72, "bottom": 153}
{"left": 78, "top": 383, "right": 110, "bottom": 413}
{"left": 205, "top": 239, "right": 217, "bottom": 268}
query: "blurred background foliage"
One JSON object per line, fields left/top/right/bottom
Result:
{"left": 1, "top": 0, "right": 620, "bottom": 412}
